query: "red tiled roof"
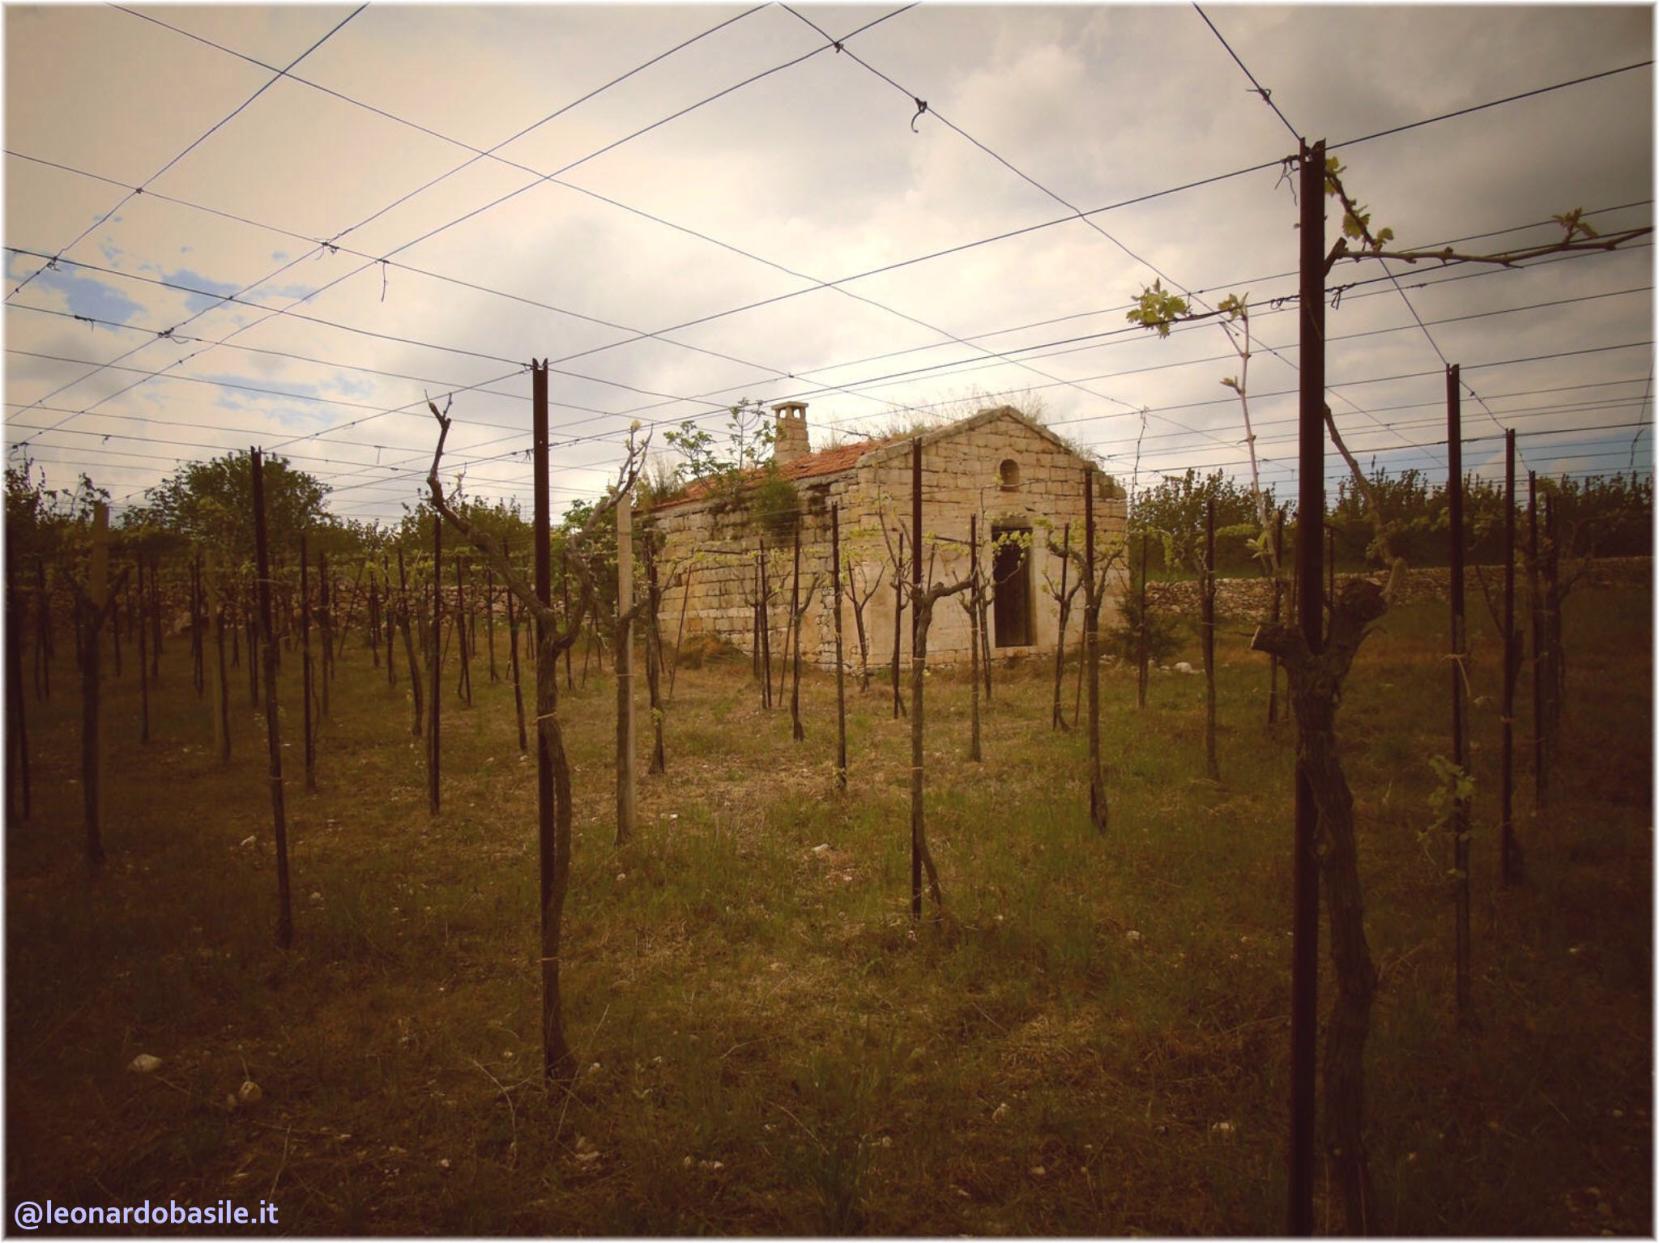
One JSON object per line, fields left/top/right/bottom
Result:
{"left": 651, "top": 436, "right": 901, "bottom": 510}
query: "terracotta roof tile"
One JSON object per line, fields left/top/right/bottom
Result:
{"left": 650, "top": 435, "right": 901, "bottom": 510}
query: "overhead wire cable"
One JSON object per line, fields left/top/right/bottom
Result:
{"left": 12, "top": 4, "right": 902, "bottom": 444}
{"left": 5, "top": 3, "right": 367, "bottom": 303}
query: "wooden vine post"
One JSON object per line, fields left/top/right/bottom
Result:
{"left": 1448, "top": 365, "right": 1472, "bottom": 1022}
{"left": 250, "top": 450, "right": 294, "bottom": 949}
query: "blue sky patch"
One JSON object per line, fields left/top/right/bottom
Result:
{"left": 7, "top": 252, "right": 143, "bottom": 324}
{"left": 165, "top": 267, "right": 241, "bottom": 314}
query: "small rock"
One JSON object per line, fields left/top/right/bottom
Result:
{"left": 1174, "top": 660, "right": 1194, "bottom": 674}
{"left": 587, "top": 1062, "right": 602, "bottom": 1076}
{"left": 699, "top": 1159, "right": 725, "bottom": 1172}
{"left": 438, "top": 1158, "right": 451, "bottom": 1171}
{"left": 1210, "top": 1120, "right": 1235, "bottom": 1136}
{"left": 1029, "top": 1165, "right": 1046, "bottom": 1178}
{"left": 811, "top": 843, "right": 831, "bottom": 855}
{"left": 991, "top": 1102, "right": 1010, "bottom": 1122}
{"left": 615, "top": 872, "right": 627, "bottom": 883}
{"left": 238, "top": 835, "right": 257, "bottom": 849}
{"left": 1125, "top": 930, "right": 1142, "bottom": 943}
{"left": 237, "top": 1080, "right": 263, "bottom": 1105}
{"left": 682, "top": 1155, "right": 694, "bottom": 1170}
{"left": 308, "top": 891, "right": 323, "bottom": 904}
{"left": 127, "top": 1053, "right": 163, "bottom": 1073}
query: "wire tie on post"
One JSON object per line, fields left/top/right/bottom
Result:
{"left": 910, "top": 98, "right": 928, "bottom": 132}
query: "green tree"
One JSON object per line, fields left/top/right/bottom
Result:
{"left": 124, "top": 450, "right": 328, "bottom": 564}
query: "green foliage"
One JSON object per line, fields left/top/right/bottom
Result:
{"left": 1422, "top": 754, "right": 1476, "bottom": 877}
{"left": 1130, "top": 464, "right": 1651, "bottom": 577}
{"left": 1125, "top": 279, "right": 1190, "bottom": 337}
{"left": 1132, "top": 469, "right": 1269, "bottom": 574}
{"left": 749, "top": 471, "right": 801, "bottom": 539}
{"left": 1553, "top": 208, "right": 1599, "bottom": 242}
{"left": 1105, "top": 586, "right": 1182, "bottom": 665}
{"left": 122, "top": 449, "right": 328, "bottom": 565}
{"left": 663, "top": 398, "right": 778, "bottom": 492}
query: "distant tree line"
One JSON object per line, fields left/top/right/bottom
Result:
{"left": 1131, "top": 463, "right": 1652, "bottom": 576}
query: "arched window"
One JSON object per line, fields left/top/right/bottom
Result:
{"left": 998, "top": 458, "right": 1021, "bottom": 490}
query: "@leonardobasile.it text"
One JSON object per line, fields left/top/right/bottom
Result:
{"left": 12, "top": 1198, "right": 280, "bottom": 1230}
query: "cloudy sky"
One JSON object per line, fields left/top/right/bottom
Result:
{"left": 4, "top": 3, "right": 1652, "bottom": 524}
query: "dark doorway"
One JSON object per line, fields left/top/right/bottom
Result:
{"left": 992, "top": 524, "right": 1033, "bottom": 647}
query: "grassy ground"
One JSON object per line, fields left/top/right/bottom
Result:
{"left": 6, "top": 570, "right": 1651, "bottom": 1235}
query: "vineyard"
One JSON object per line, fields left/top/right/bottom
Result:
{"left": 3, "top": 466, "right": 1651, "bottom": 1231}
{"left": 4, "top": 3, "right": 1654, "bottom": 1237}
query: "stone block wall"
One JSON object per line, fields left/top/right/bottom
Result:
{"left": 649, "top": 411, "right": 1129, "bottom": 669}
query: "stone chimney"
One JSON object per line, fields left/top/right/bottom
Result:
{"left": 771, "top": 401, "right": 810, "bottom": 466}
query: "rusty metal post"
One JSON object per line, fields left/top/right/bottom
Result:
{"left": 1448, "top": 366, "right": 1471, "bottom": 1021}
{"left": 429, "top": 503, "right": 441, "bottom": 815}
{"left": 1287, "top": 136, "right": 1325, "bottom": 1239}
{"left": 1502, "top": 430, "right": 1522, "bottom": 885}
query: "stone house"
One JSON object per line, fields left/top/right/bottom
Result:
{"left": 647, "top": 402, "right": 1127, "bottom": 668}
